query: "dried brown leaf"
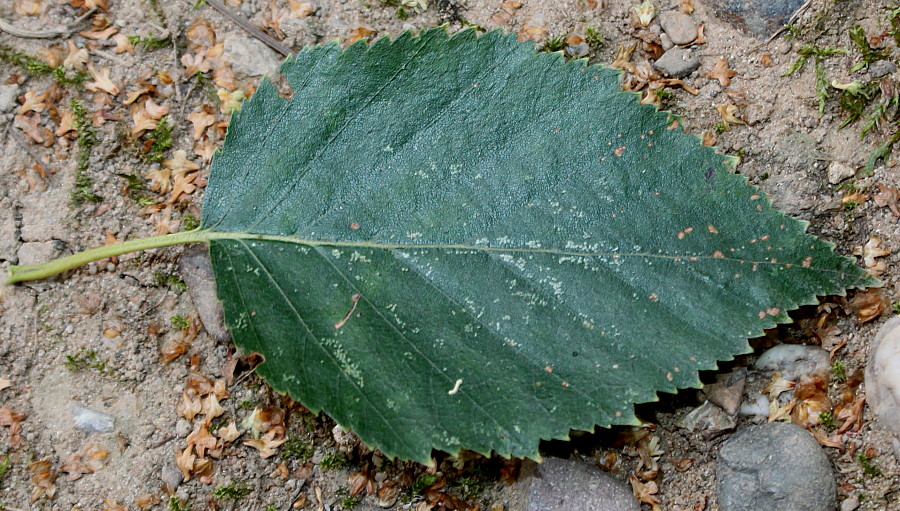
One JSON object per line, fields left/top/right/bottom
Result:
{"left": 873, "top": 183, "right": 900, "bottom": 219}
{"left": 244, "top": 430, "right": 288, "bottom": 458}
{"left": 134, "top": 494, "right": 161, "bottom": 510}
{"left": 178, "top": 391, "right": 202, "bottom": 421}
{"left": 707, "top": 58, "right": 736, "bottom": 86}
{"left": 187, "top": 19, "right": 218, "bottom": 51}
{"left": 61, "top": 454, "right": 93, "bottom": 481}
{"left": 716, "top": 104, "right": 745, "bottom": 126}
{"left": 849, "top": 289, "right": 888, "bottom": 323}
{"left": 187, "top": 110, "right": 216, "bottom": 141}
{"left": 186, "top": 422, "right": 218, "bottom": 458}
{"left": 85, "top": 64, "right": 119, "bottom": 95}
{"left": 347, "top": 26, "right": 376, "bottom": 45}
{"left": 176, "top": 446, "right": 196, "bottom": 482}
{"left": 853, "top": 237, "right": 890, "bottom": 268}
{"left": 217, "top": 420, "right": 241, "bottom": 442}
{"left": 63, "top": 41, "right": 89, "bottom": 71}
{"left": 112, "top": 34, "right": 135, "bottom": 55}
{"left": 28, "top": 458, "right": 57, "bottom": 503}
{"left": 19, "top": 90, "right": 48, "bottom": 114}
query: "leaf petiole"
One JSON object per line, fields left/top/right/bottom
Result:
{"left": 5, "top": 230, "right": 213, "bottom": 285}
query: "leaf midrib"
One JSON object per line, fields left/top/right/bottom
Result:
{"left": 200, "top": 230, "right": 839, "bottom": 273}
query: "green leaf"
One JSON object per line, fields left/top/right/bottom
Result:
{"left": 6, "top": 28, "right": 875, "bottom": 464}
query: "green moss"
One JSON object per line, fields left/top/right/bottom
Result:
{"left": 396, "top": 7, "right": 408, "bottom": 19}
{"left": 0, "top": 44, "right": 87, "bottom": 87}
{"left": 170, "top": 314, "right": 191, "bottom": 330}
{"left": 784, "top": 45, "right": 848, "bottom": 116}
{"left": 584, "top": 26, "right": 604, "bottom": 50}
{"left": 182, "top": 213, "right": 201, "bottom": 231}
{"left": 541, "top": 35, "right": 567, "bottom": 53}
{"left": 848, "top": 25, "right": 889, "bottom": 73}
{"left": 714, "top": 123, "right": 728, "bottom": 135}
{"left": 831, "top": 360, "right": 847, "bottom": 383}
{"left": 71, "top": 99, "right": 102, "bottom": 205}
{"left": 411, "top": 473, "right": 439, "bottom": 495}
{"left": 320, "top": 453, "right": 351, "bottom": 470}
{"left": 856, "top": 452, "right": 882, "bottom": 476}
{"left": 143, "top": 116, "right": 174, "bottom": 163}
{"left": 127, "top": 35, "right": 171, "bottom": 51}
{"left": 819, "top": 410, "right": 836, "bottom": 430}
{"left": 153, "top": 271, "right": 187, "bottom": 291}
{"left": 116, "top": 173, "right": 157, "bottom": 206}
{"left": 892, "top": 301, "right": 900, "bottom": 314}
{"left": 0, "top": 455, "right": 9, "bottom": 484}
{"left": 451, "top": 475, "right": 487, "bottom": 500}
{"left": 281, "top": 436, "right": 315, "bottom": 461}
{"left": 167, "top": 496, "right": 192, "bottom": 511}
{"left": 341, "top": 496, "right": 361, "bottom": 509}
{"left": 64, "top": 349, "right": 108, "bottom": 374}
{"left": 212, "top": 481, "right": 252, "bottom": 500}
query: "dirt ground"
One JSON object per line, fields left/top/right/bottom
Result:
{"left": 0, "top": 0, "right": 899, "bottom": 509}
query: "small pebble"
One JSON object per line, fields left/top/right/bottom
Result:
{"left": 841, "top": 494, "right": 860, "bottom": 511}
{"left": 175, "top": 418, "right": 192, "bottom": 438}
{"left": 867, "top": 60, "right": 896, "bottom": 78}
{"left": 0, "top": 84, "right": 18, "bottom": 113}
{"left": 827, "top": 161, "right": 855, "bottom": 184}
{"left": 161, "top": 464, "right": 183, "bottom": 490}
{"left": 659, "top": 12, "right": 698, "bottom": 45}
{"left": 70, "top": 405, "right": 115, "bottom": 434}
{"left": 653, "top": 48, "right": 700, "bottom": 78}
{"left": 755, "top": 344, "right": 829, "bottom": 380}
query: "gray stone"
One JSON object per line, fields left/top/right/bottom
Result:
{"left": 160, "top": 463, "right": 183, "bottom": 489}
{"left": 20, "top": 221, "right": 67, "bottom": 242}
{"left": 659, "top": 12, "right": 698, "bottom": 45}
{"left": 0, "top": 85, "right": 18, "bottom": 113}
{"left": 653, "top": 48, "right": 699, "bottom": 78}
{"left": 179, "top": 246, "right": 230, "bottom": 342}
{"left": 827, "top": 161, "right": 855, "bottom": 185}
{"left": 866, "top": 317, "right": 900, "bottom": 450}
{"left": 510, "top": 458, "right": 639, "bottom": 511}
{"left": 660, "top": 33, "right": 674, "bottom": 51}
{"left": 0, "top": 204, "right": 17, "bottom": 263}
{"left": 17, "top": 240, "right": 63, "bottom": 266}
{"left": 223, "top": 31, "right": 284, "bottom": 78}
{"left": 70, "top": 405, "right": 115, "bottom": 434}
{"left": 175, "top": 418, "right": 192, "bottom": 438}
{"left": 868, "top": 60, "right": 896, "bottom": 78}
{"left": 713, "top": 0, "right": 807, "bottom": 39}
{"left": 717, "top": 423, "right": 836, "bottom": 511}
{"left": 755, "top": 344, "right": 830, "bottom": 380}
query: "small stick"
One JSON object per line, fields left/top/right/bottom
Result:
{"left": 0, "top": 8, "right": 96, "bottom": 39}
{"left": 201, "top": 0, "right": 292, "bottom": 57}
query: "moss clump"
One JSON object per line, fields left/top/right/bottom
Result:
{"left": 71, "top": 99, "right": 102, "bottom": 205}
{"left": 0, "top": 44, "right": 87, "bottom": 87}
{"left": 212, "top": 481, "right": 251, "bottom": 500}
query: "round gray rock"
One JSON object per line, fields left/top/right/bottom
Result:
{"left": 866, "top": 317, "right": 900, "bottom": 461}
{"left": 717, "top": 423, "right": 836, "bottom": 511}
{"left": 652, "top": 48, "right": 700, "bottom": 78}
{"left": 659, "top": 12, "right": 698, "bottom": 45}
{"left": 522, "top": 458, "right": 639, "bottom": 511}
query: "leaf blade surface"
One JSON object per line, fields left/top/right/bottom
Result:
{"left": 202, "top": 29, "right": 873, "bottom": 462}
